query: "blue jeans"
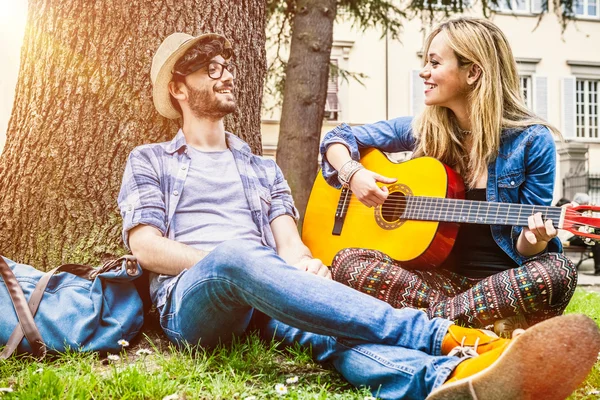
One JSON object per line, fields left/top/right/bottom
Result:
{"left": 158, "top": 240, "right": 461, "bottom": 399}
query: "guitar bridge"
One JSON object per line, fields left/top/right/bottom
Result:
{"left": 332, "top": 187, "right": 351, "bottom": 236}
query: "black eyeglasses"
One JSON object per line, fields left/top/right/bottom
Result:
{"left": 173, "top": 60, "right": 236, "bottom": 80}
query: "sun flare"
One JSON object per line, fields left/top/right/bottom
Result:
{"left": 0, "top": 0, "right": 27, "bottom": 38}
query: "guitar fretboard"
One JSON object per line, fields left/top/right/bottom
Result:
{"left": 401, "top": 196, "right": 563, "bottom": 227}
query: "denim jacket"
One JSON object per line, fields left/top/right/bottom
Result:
{"left": 320, "top": 116, "right": 562, "bottom": 266}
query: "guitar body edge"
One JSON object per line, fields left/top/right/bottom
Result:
{"left": 403, "top": 163, "right": 464, "bottom": 269}
{"left": 303, "top": 153, "right": 466, "bottom": 268}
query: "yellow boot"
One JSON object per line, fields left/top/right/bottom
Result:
{"left": 444, "top": 344, "right": 507, "bottom": 384}
{"left": 441, "top": 324, "right": 509, "bottom": 356}
{"left": 427, "top": 314, "right": 600, "bottom": 400}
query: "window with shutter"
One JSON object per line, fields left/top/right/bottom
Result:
{"left": 423, "top": 0, "right": 470, "bottom": 9}
{"left": 325, "top": 59, "right": 339, "bottom": 121}
{"left": 562, "top": 77, "right": 577, "bottom": 139}
{"left": 492, "top": 0, "right": 547, "bottom": 13}
{"left": 574, "top": 0, "right": 599, "bottom": 17}
{"left": 576, "top": 79, "right": 599, "bottom": 138}
{"left": 520, "top": 75, "right": 533, "bottom": 109}
{"left": 533, "top": 75, "right": 548, "bottom": 120}
{"left": 411, "top": 70, "right": 425, "bottom": 116}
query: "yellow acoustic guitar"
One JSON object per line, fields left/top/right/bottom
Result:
{"left": 302, "top": 149, "right": 600, "bottom": 268}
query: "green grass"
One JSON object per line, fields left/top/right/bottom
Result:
{"left": 2, "top": 288, "right": 600, "bottom": 399}
{"left": 565, "top": 289, "right": 600, "bottom": 399}
{"left": 0, "top": 332, "right": 372, "bottom": 399}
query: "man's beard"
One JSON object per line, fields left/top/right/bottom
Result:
{"left": 187, "top": 84, "right": 236, "bottom": 120}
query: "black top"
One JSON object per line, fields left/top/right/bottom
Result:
{"left": 442, "top": 188, "right": 519, "bottom": 279}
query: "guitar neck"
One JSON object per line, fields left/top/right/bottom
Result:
{"left": 402, "top": 197, "right": 564, "bottom": 227}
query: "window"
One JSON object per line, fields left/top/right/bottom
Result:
{"left": 574, "top": 0, "right": 598, "bottom": 17}
{"left": 515, "top": 58, "right": 545, "bottom": 118}
{"left": 325, "top": 59, "right": 340, "bottom": 121}
{"left": 576, "top": 79, "right": 599, "bottom": 139}
{"left": 496, "top": 0, "right": 529, "bottom": 12}
{"left": 492, "top": 0, "right": 546, "bottom": 13}
{"left": 520, "top": 75, "right": 533, "bottom": 109}
{"left": 423, "top": 0, "right": 469, "bottom": 9}
{"left": 565, "top": 61, "right": 600, "bottom": 139}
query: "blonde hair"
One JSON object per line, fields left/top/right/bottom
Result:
{"left": 412, "top": 17, "right": 561, "bottom": 188}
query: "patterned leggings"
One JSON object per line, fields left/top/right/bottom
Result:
{"left": 331, "top": 248, "right": 577, "bottom": 329}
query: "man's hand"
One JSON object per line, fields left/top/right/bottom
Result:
{"left": 294, "top": 257, "right": 332, "bottom": 279}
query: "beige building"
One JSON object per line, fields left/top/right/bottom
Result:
{"left": 261, "top": 3, "right": 600, "bottom": 202}
{"left": 2, "top": 3, "right": 599, "bottom": 200}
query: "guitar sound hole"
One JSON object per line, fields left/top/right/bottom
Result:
{"left": 381, "top": 191, "right": 406, "bottom": 223}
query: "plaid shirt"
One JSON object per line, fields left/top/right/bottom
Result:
{"left": 118, "top": 129, "right": 298, "bottom": 307}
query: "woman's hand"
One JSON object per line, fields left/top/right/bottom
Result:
{"left": 517, "top": 212, "right": 558, "bottom": 257}
{"left": 349, "top": 169, "right": 397, "bottom": 207}
{"left": 522, "top": 212, "right": 557, "bottom": 245}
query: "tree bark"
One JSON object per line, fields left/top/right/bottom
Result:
{"left": 0, "top": 0, "right": 266, "bottom": 270}
{"left": 276, "top": 0, "right": 337, "bottom": 224}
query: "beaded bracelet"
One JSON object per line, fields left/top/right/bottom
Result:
{"left": 338, "top": 160, "right": 364, "bottom": 186}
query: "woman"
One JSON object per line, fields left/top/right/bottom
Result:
{"left": 320, "top": 17, "right": 576, "bottom": 335}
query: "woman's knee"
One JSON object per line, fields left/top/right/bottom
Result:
{"left": 544, "top": 252, "right": 577, "bottom": 280}
{"left": 529, "top": 252, "right": 577, "bottom": 302}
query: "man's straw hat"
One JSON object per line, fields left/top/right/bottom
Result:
{"left": 151, "top": 32, "right": 232, "bottom": 119}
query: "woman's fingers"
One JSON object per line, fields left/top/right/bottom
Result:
{"left": 350, "top": 169, "right": 394, "bottom": 207}
{"left": 526, "top": 212, "right": 556, "bottom": 244}
{"left": 374, "top": 174, "right": 397, "bottom": 185}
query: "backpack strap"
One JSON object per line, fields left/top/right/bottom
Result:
{"left": 0, "top": 257, "right": 46, "bottom": 359}
{"left": 0, "top": 255, "right": 137, "bottom": 359}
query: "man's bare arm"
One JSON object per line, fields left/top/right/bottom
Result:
{"left": 128, "top": 225, "right": 208, "bottom": 276}
{"left": 270, "top": 215, "right": 331, "bottom": 279}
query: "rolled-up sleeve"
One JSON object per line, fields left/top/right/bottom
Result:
{"left": 117, "top": 149, "right": 167, "bottom": 250}
{"left": 268, "top": 163, "right": 299, "bottom": 223}
{"left": 320, "top": 117, "right": 417, "bottom": 188}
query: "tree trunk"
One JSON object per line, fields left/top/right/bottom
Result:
{"left": 0, "top": 0, "right": 266, "bottom": 270}
{"left": 276, "top": 0, "right": 337, "bottom": 225}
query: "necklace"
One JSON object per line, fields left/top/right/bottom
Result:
{"left": 458, "top": 128, "right": 471, "bottom": 135}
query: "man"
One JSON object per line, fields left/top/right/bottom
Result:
{"left": 117, "top": 32, "right": 600, "bottom": 399}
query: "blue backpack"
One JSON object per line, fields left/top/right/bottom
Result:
{"left": 0, "top": 255, "right": 144, "bottom": 358}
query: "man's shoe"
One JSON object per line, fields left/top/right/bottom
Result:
{"left": 445, "top": 344, "right": 507, "bottom": 384}
{"left": 441, "top": 325, "right": 509, "bottom": 356}
{"left": 427, "top": 314, "right": 600, "bottom": 400}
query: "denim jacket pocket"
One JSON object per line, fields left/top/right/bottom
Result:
{"left": 497, "top": 170, "right": 525, "bottom": 203}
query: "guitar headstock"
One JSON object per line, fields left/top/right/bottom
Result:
{"left": 562, "top": 204, "right": 600, "bottom": 240}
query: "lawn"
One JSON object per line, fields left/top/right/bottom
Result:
{"left": 1, "top": 288, "right": 600, "bottom": 399}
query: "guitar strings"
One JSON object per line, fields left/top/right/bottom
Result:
{"left": 332, "top": 203, "right": 593, "bottom": 229}
{"left": 338, "top": 196, "right": 572, "bottom": 213}
{"left": 328, "top": 198, "right": 594, "bottom": 227}
{"left": 339, "top": 197, "right": 561, "bottom": 215}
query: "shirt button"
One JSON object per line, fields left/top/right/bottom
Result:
{"left": 510, "top": 181, "right": 515, "bottom": 186}
{"left": 181, "top": 166, "right": 187, "bottom": 170}
{"left": 127, "top": 205, "right": 133, "bottom": 211}
{"left": 173, "top": 190, "right": 179, "bottom": 196}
